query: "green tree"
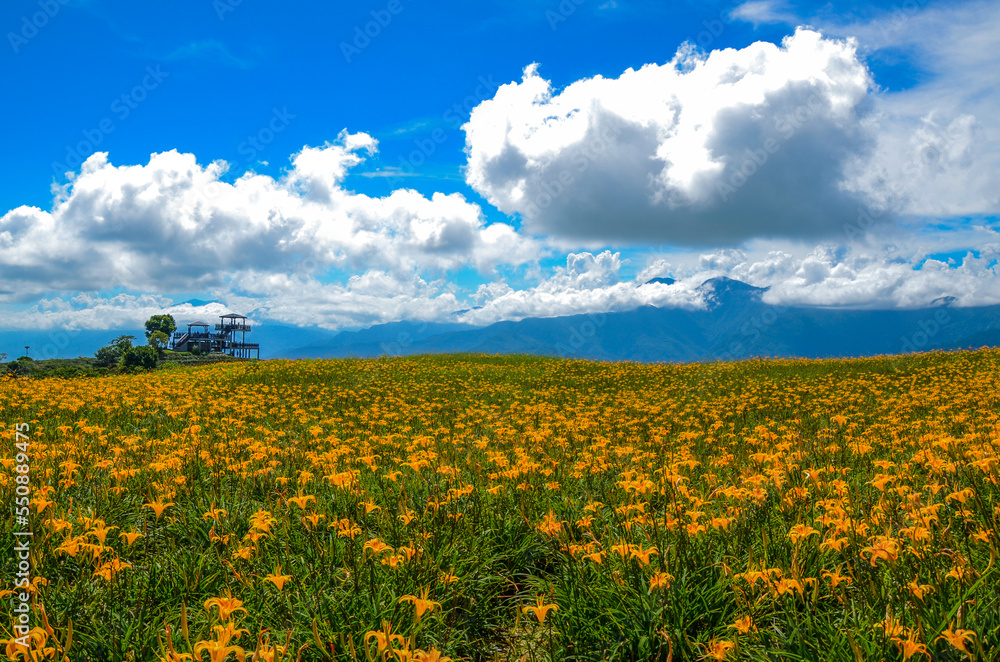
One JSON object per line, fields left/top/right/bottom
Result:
{"left": 94, "top": 347, "right": 116, "bottom": 368}
{"left": 111, "top": 334, "right": 136, "bottom": 351}
{"left": 148, "top": 330, "right": 170, "bottom": 355}
{"left": 94, "top": 335, "right": 136, "bottom": 367}
{"left": 145, "top": 314, "right": 177, "bottom": 339}
{"left": 121, "top": 345, "right": 158, "bottom": 371}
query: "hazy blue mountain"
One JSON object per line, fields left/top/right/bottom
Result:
{"left": 280, "top": 277, "right": 1000, "bottom": 362}
{"left": 0, "top": 329, "right": 147, "bottom": 361}
{"left": 282, "top": 321, "right": 476, "bottom": 359}
{"left": 249, "top": 322, "right": 338, "bottom": 359}
{"left": 5, "top": 278, "right": 997, "bottom": 362}
{"left": 938, "top": 329, "right": 1000, "bottom": 351}
{"left": 0, "top": 320, "right": 337, "bottom": 360}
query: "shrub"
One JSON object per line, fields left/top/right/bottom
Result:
{"left": 121, "top": 345, "right": 158, "bottom": 371}
{"left": 95, "top": 335, "right": 136, "bottom": 367}
{"left": 94, "top": 347, "right": 118, "bottom": 368}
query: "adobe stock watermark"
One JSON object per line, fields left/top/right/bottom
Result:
{"left": 238, "top": 107, "right": 295, "bottom": 162}
{"left": 213, "top": 0, "right": 244, "bottom": 21}
{"left": 379, "top": 321, "right": 429, "bottom": 357}
{"left": 11, "top": 423, "right": 33, "bottom": 648}
{"left": 871, "top": 0, "right": 932, "bottom": 40}
{"left": 340, "top": 0, "right": 407, "bottom": 64}
{"left": 546, "top": 0, "right": 587, "bottom": 30}
{"left": 717, "top": 304, "right": 790, "bottom": 362}
{"left": 842, "top": 118, "right": 966, "bottom": 241}
{"left": 51, "top": 65, "right": 169, "bottom": 177}
{"left": 553, "top": 312, "right": 607, "bottom": 358}
{"left": 33, "top": 327, "right": 83, "bottom": 361}
{"left": 691, "top": 9, "right": 740, "bottom": 51}
{"left": 186, "top": 104, "right": 293, "bottom": 205}
{"left": 521, "top": 119, "right": 624, "bottom": 221}
{"left": 717, "top": 92, "right": 825, "bottom": 202}
{"left": 899, "top": 308, "right": 951, "bottom": 355}
{"left": 384, "top": 74, "right": 500, "bottom": 190}
{"left": 7, "top": 0, "right": 70, "bottom": 54}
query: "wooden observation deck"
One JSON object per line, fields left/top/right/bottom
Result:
{"left": 170, "top": 313, "right": 260, "bottom": 359}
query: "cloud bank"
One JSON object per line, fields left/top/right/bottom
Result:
{"left": 463, "top": 28, "right": 876, "bottom": 246}
{"left": 0, "top": 131, "right": 540, "bottom": 303}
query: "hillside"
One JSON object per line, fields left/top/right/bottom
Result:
{"left": 283, "top": 278, "right": 1000, "bottom": 361}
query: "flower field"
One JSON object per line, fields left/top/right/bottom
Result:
{"left": 2, "top": 350, "right": 1000, "bottom": 661}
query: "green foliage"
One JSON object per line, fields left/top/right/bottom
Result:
{"left": 120, "top": 344, "right": 158, "bottom": 371}
{"left": 145, "top": 314, "right": 177, "bottom": 339}
{"left": 148, "top": 330, "right": 170, "bottom": 353}
{"left": 4, "top": 356, "right": 106, "bottom": 378}
{"left": 93, "top": 346, "right": 118, "bottom": 368}
{"left": 95, "top": 335, "right": 136, "bottom": 367}
{"left": 112, "top": 334, "right": 136, "bottom": 349}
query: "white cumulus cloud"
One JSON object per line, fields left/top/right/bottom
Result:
{"left": 463, "top": 28, "right": 876, "bottom": 246}
{"left": 457, "top": 251, "right": 706, "bottom": 324}
{"left": 0, "top": 131, "right": 541, "bottom": 303}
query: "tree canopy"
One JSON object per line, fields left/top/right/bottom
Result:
{"left": 94, "top": 335, "right": 135, "bottom": 367}
{"left": 145, "top": 314, "right": 177, "bottom": 339}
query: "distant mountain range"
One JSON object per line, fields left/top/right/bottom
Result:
{"left": 5, "top": 278, "right": 997, "bottom": 362}
{"left": 282, "top": 277, "right": 1000, "bottom": 362}
{"left": 1, "top": 321, "right": 337, "bottom": 361}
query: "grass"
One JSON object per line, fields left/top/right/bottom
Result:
{"left": 1, "top": 349, "right": 998, "bottom": 661}
{"left": 1, "top": 352, "right": 244, "bottom": 379}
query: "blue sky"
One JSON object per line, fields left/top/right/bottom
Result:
{"left": 1, "top": 0, "right": 998, "bottom": 339}
{"left": 2, "top": 1, "right": 793, "bottom": 212}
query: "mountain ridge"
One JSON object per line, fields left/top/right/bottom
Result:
{"left": 6, "top": 278, "right": 995, "bottom": 362}
{"left": 281, "top": 278, "right": 999, "bottom": 362}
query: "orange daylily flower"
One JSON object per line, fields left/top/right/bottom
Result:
{"left": 204, "top": 594, "right": 247, "bottom": 622}
{"left": 194, "top": 623, "right": 248, "bottom": 662}
{"left": 203, "top": 505, "right": 228, "bottom": 523}
{"left": 648, "top": 572, "right": 673, "bottom": 592}
{"left": 93, "top": 557, "right": 132, "bottom": 580}
{"left": 286, "top": 494, "right": 315, "bottom": 510}
{"left": 264, "top": 565, "right": 292, "bottom": 591}
{"left": 630, "top": 545, "right": 658, "bottom": 565}
{"left": 522, "top": 594, "right": 559, "bottom": 624}
{"left": 399, "top": 587, "right": 442, "bottom": 622}
{"left": 145, "top": 499, "right": 175, "bottom": 520}
{"left": 787, "top": 523, "right": 819, "bottom": 544}
{"left": 937, "top": 628, "right": 975, "bottom": 656}
{"left": 414, "top": 649, "right": 453, "bottom": 662}
{"left": 363, "top": 538, "right": 393, "bottom": 556}
{"left": 728, "top": 615, "right": 755, "bottom": 634}
{"left": 861, "top": 536, "right": 899, "bottom": 566}
{"left": 700, "top": 639, "right": 735, "bottom": 661}
{"left": 364, "top": 620, "right": 404, "bottom": 655}
{"left": 120, "top": 529, "right": 144, "bottom": 546}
